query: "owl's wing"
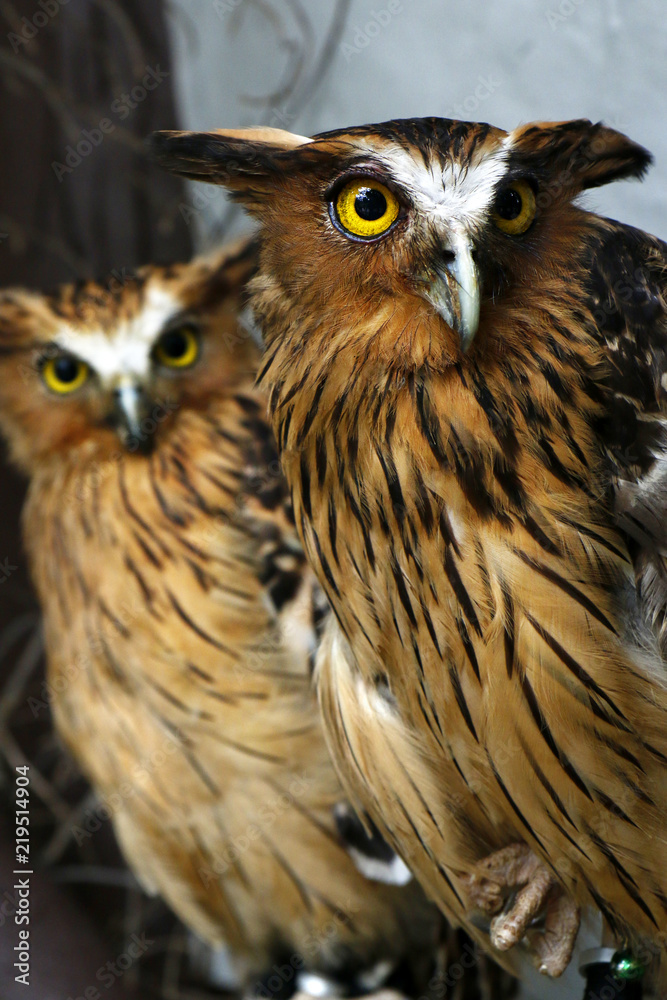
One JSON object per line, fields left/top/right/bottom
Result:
{"left": 584, "top": 220, "right": 667, "bottom": 653}
{"left": 231, "top": 391, "right": 331, "bottom": 682}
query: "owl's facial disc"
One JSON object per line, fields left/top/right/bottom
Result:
{"left": 337, "top": 142, "right": 512, "bottom": 351}
{"left": 420, "top": 232, "right": 480, "bottom": 351}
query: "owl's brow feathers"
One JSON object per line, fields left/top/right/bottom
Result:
{"left": 0, "top": 250, "right": 250, "bottom": 368}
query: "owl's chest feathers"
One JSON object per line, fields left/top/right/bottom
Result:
{"left": 26, "top": 399, "right": 314, "bottom": 774}
{"left": 270, "top": 301, "right": 647, "bottom": 749}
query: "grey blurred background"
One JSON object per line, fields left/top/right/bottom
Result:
{"left": 167, "top": 0, "right": 667, "bottom": 248}
{"left": 0, "top": 1, "right": 663, "bottom": 996}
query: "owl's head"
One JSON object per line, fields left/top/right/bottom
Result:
{"left": 151, "top": 118, "right": 651, "bottom": 364}
{"left": 0, "top": 239, "right": 257, "bottom": 474}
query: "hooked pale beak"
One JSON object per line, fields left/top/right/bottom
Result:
{"left": 421, "top": 233, "right": 480, "bottom": 351}
{"left": 112, "top": 381, "right": 154, "bottom": 454}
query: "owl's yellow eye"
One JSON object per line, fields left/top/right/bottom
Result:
{"left": 333, "top": 178, "right": 400, "bottom": 240}
{"left": 154, "top": 325, "right": 200, "bottom": 368}
{"left": 41, "top": 354, "right": 89, "bottom": 394}
{"left": 492, "top": 180, "right": 536, "bottom": 235}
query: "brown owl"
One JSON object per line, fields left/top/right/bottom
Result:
{"left": 151, "top": 119, "right": 667, "bottom": 983}
{"left": 0, "top": 239, "right": 445, "bottom": 995}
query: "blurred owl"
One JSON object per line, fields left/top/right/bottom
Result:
{"left": 152, "top": 119, "right": 667, "bottom": 981}
{"left": 0, "top": 239, "right": 446, "bottom": 995}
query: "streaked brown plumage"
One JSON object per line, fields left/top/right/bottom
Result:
{"left": 0, "top": 240, "right": 443, "bottom": 992}
{"left": 152, "top": 119, "right": 667, "bottom": 980}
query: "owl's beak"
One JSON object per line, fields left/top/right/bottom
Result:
{"left": 112, "top": 381, "right": 155, "bottom": 455}
{"left": 421, "top": 234, "right": 480, "bottom": 351}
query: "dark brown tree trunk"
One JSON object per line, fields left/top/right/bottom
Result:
{"left": 0, "top": 1, "right": 191, "bottom": 991}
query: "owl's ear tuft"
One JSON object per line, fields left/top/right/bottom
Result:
{"left": 149, "top": 128, "right": 314, "bottom": 203}
{"left": 510, "top": 119, "right": 653, "bottom": 194}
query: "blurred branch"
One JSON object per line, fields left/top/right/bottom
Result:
{"left": 90, "top": 0, "right": 148, "bottom": 77}
{"left": 0, "top": 619, "right": 76, "bottom": 823}
{"left": 202, "top": 1, "right": 351, "bottom": 248}
{"left": 0, "top": 50, "right": 166, "bottom": 157}
{"left": 51, "top": 864, "right": 139, "bottom": 887}
{"left": 0, "top": 50, "right": 82, "bottom": 139}
{"left": 293, "top": 0, "right": 353, "bottom": 113}
{"left": 41, "top": 788, "right": 98, "bottom": 865}
{"left": 0, "top": 726, "right": 73, "bottom": 822}
{"left": 0, "top": 213, "right": 91, "bottom": 277}
{"left": 237, "top": 0, "right": 304, "bottom": 107}
{"left": 0, "top": 616, "right": 42, "bottom": 731}
{"left": 164, "top": 0, "right": 200, "bottom": 58}
{"left": 235, "top": 0, "right": 352, "bottom": 120}
{"left": 0, "top": 1, "right": 22, "bottom": 33}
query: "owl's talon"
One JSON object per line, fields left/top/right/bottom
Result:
{"left": 464, "top": 843, "right": 580, "bottom": 977}
{"left": 464, "top": 843, "right": 536, "bottom": 916}
{"left": 525, "top": 891, "right": 580, "bottom": 977}
{"left": 489, "top": 860, "right": 552, "bottom": 950}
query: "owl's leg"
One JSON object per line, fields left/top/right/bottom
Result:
{"left": 464, "top": 843, "right": 580, "bottom": 976}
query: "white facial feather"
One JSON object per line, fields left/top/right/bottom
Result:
{"left": 53, "top": 286, "right": 182, "bottom": 384}
{"left": 360, "top": 134, "right": 512, "bottom": 239}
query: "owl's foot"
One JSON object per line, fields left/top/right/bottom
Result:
{"left": 464, "top": 843, "right": 580, "bottom": 977}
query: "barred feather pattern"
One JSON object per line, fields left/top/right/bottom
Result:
{"left": 25, "top": 377, "right": 443, "bottom": 982}
{"left": 1, "top": 245, "right": 441, "bottom": 987}
{"left": 255, "top": 212, "right": 667, "bottom": 960}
